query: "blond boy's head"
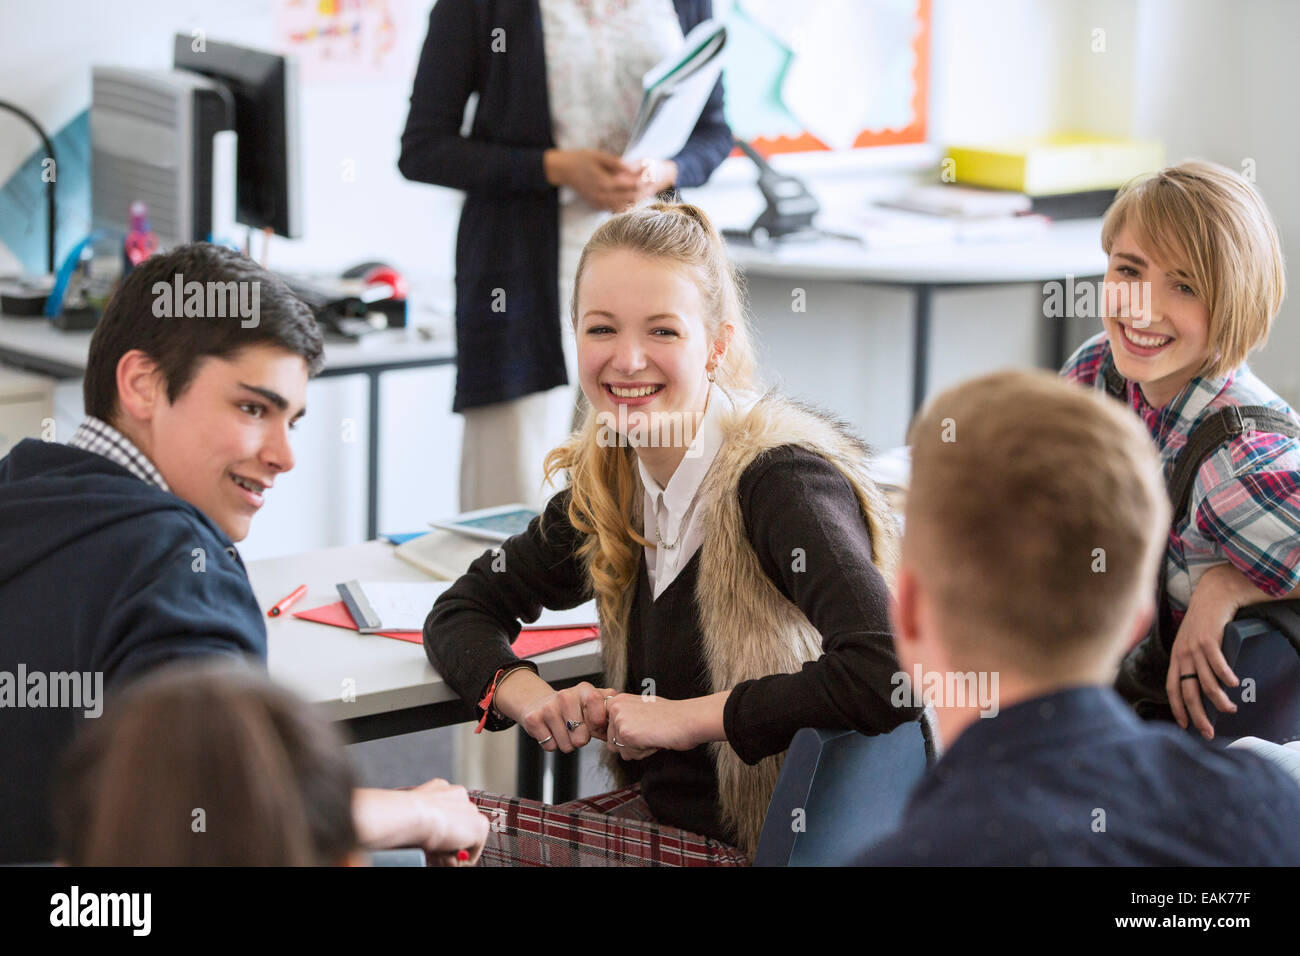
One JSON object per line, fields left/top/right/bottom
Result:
{"left": 899, "top": 370, "right": 1169, "bottom": 684}
{"left": 1102, "top": 160, "right": 1285, "bottom": 378}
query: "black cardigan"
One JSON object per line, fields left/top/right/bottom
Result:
{"left": 398, "top": 0, "right": 734, "bottom": 411}
{"left": 424, "top": 445, "right": 916, "bottom": 841}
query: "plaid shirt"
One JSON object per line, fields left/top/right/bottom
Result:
{"left": 68, "top": 416, "right": 171, "bottom": 493}
{"left": 1062, "top": 331, "right": 1300, "bottom": 623}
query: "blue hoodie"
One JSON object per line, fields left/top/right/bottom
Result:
{"left": 0, "top": 438, "right": 266, "bottom": 864}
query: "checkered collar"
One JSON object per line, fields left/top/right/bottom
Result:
{"left": 1106, "top": 346, "right": 1236, "bottom": 450}
{"left": 68, "top": 416, "right": 171, "bottom": 493}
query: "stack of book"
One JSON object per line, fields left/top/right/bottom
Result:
{"left": 837, "top": 135, "right": 1165, "bottom": 248}
{"left": 941, "top": 134, "right": 1167, "bottom": 220}
{"left": 872, "top": 184, "right": 1051, "bottom": 243}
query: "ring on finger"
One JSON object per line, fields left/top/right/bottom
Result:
{"left": 613, "top": 736, "right": 625, "bottom": 748}
{"left": 566, "top": 719, "right": 583, "bottom": 732}
{"left": 538, "top": 735, "right": 553, "bottom": 745}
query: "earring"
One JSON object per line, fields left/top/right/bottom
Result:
{"left": 707, "top": 367, "right": 716, "bottom": 383}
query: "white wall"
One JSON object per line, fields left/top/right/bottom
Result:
{"left": 0, "top": 366, "right": 53, "bottom": 457}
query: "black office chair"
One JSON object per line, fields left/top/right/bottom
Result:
{"left": 1205, "top": 603, "right": 1300, "bottom": 744}
{"left": 753, "top": 717, "right": 935, "bottom": 867}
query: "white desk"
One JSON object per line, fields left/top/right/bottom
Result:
{"left": 249, "top": 538, "right": 603, "bottom": 801}
{"left": 727, "top": 218, "right": 1109, "bottom": 411}
{"left": 0, "top": 313, "right": 456, "bottom": 538}
{"left": 249, "top": 539, "right": 603, "bottom": 738}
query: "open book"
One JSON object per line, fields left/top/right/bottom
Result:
{"left": 1228, "top": 736, "right": 1300, "bottom": 785}
{"left": 623, "top": 19, "right": 727, "bottom": 162}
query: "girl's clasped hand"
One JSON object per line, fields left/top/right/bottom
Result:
{"left": 508, "top": 677, "right": 709, "bottom": 761}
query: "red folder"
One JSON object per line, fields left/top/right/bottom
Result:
{"left": 293, "top": 601, "right": 598, "bottom": 657}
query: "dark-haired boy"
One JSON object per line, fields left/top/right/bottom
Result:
{"left": 0, "top": 244, "right": 320, "bottom": 863}
{"left": 0, "top": 244, "right": 487, "bottom": 864}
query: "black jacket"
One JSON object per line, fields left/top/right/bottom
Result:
{"left": 398, "top": 0, "right": 734, "bottom": 411}
{"left": 0, "top": 439, "right": 266, "bottom": 863}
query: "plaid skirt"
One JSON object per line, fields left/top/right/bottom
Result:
{"left": 471, "top": 785, "right": 749, "bottom": 866}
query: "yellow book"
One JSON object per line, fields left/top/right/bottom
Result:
{"left": 945, "top": 135, "right": 1166, "bottom": 196}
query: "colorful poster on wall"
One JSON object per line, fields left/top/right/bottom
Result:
{"left": 719, "top": 0, "right": 929, "bottom": 154}
{"left": 274, "top": 0, "right": 407, "bottom": 83}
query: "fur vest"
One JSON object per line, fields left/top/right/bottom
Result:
{"left": 593, "top": 392, "right": 898, "bottom": 860}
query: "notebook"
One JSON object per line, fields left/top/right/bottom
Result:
{"left": 624, "top": 19, "right": 727, "bottom": 162}
{"left": 293, "top": 600, "right": 597, "bottom": 655}
{"left": 1228, "top": 736, "right": 1300, "bottom": 785}
{"left": 393, "top": 529, "right": 495, "bottom": 580}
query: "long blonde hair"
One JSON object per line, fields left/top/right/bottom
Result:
{"left": 543, "top": 202, "right": 760, "bottom": 625}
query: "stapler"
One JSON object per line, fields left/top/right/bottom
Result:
{"left": 722, "top": 139, "right": 821, "bottom": 246}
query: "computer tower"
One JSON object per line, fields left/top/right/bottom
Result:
{"left": 90, "top": 66, "right": 234, "bottom": 249}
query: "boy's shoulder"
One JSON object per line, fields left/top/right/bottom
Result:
{"left": 0, "top": 438, "right": 251, "bottom": 602}
{"left": 0, "top": 439, "right": 266, "bottom": 685}
{"left": 859, "top": 711, "right": 1300, "bottom": 866}
{"left": 1059, "top": 330, "right": 1112, "bottom": 388}
{"left": 0, "top": 438, "right": 231, "bottom": 543}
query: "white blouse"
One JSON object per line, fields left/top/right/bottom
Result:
{"left": 540, "top": 0, "right": 683, "bottom": 248}
{"left": 638, "top": 385, "right": 759, "bottom": 600}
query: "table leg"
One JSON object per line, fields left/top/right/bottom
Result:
{"left": 552, "top": 749, "right": 581, "bottom": 804}
{"left": 366, "top": 369, "right": 381, "bottom": 540}
{"left": 516, "top": 732, "right": 544, "bottom": 801}
{"left": 912, "top": 284, "right": 934, "bottom": 414}
{"left": 513, "top": 738, "right": 583, "bottom": 804}
{"left": 1045, "top": 273, "right": 1102, "bottom": 370}
{"left": 1050, "top": 306, "right": 1068, "bottom": 371}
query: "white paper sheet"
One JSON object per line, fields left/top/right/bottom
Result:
{"left": 342, "top": 580, "right": 598, "bottom": 633}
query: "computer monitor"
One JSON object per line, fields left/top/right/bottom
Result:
{"left": 172, "top": 35, "right": 302, "bottom": 239}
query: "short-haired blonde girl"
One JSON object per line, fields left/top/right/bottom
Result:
{"left": 1062, "top": 161, "right": 1300, "bottom": 738}
{"left": 426, "top": 202, "right": 919, "bottom": 865}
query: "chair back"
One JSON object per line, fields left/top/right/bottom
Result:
{"left": 1207, "top": 609, "right": 1300, "bottom": 744}
{"left": 753, "top": 719, "right": 932, "bottom": 867}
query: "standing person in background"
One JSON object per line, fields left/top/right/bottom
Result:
{"left": 399, "top": 0, "right": 732, "bottom": 795}
{"left": 399, "top": 0, "right": 733, "bottom": 514}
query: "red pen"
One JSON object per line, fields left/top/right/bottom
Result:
{"left": 269, "top": 584, "right": 308, "bottom": 618}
